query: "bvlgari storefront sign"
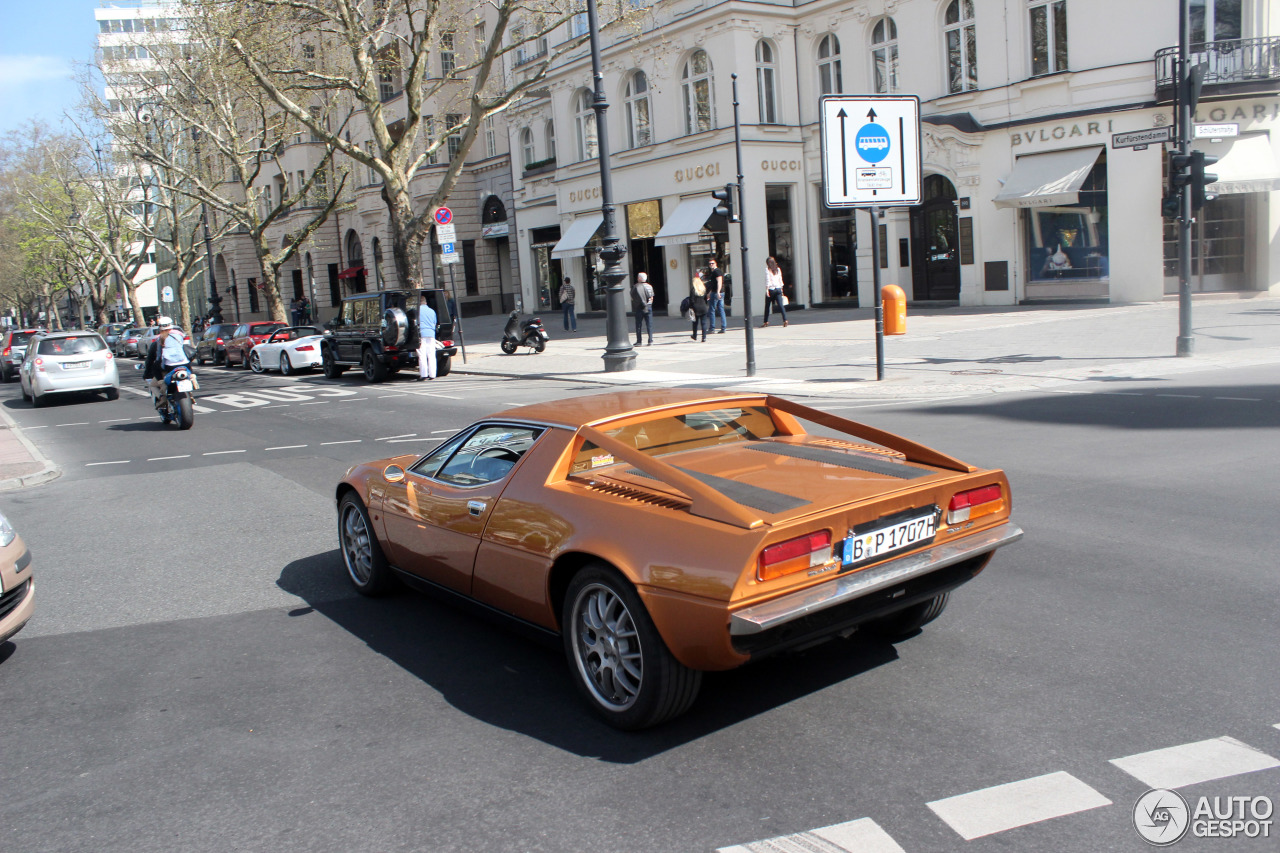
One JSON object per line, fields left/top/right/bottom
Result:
{"left": 1011, "top": 119, "right": 1115, "bottom": 146}
{"left": 673, "top": 162, "right": 722, "bottom": 183}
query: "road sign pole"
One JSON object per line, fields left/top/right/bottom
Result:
{"left": 730, "top": 74, "right": 756, "bottom": 378}
{"left": 869, "top": 206, "right": 884, "bottom": 381}
{"left": 1177, "top": 0, "right": 1194, "bottom": 357}
{"left": 448, "top": 264, "right": 466, "bottom": 364}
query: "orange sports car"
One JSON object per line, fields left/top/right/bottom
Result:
{"left": 336, "top": 389, "right": 1022, "bottom": 729}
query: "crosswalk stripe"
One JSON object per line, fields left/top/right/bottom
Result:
{"left": 717, "top": 817, "right": 905, "bottom": 853}
{"left": 1110, "top": 736, "right": 1280, "bottom": 790}
{"left": 927, "top": 771, "right": 1111, "bottom": 841}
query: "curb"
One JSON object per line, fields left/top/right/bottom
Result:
{"left": 0, "top": 408, "right": 61, "bottom": 492}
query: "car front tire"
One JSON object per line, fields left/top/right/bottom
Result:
{"left": 249, "top": 351, "right": 264, "bottom": 373}
{"left": 104, "top": 387, "right": 119, "bottom": 401}
{"left": 562, "top": 564, "right": 701, "bottom": 730}
{"left": 337, "top": 493, "right": 397, "bottom": 596}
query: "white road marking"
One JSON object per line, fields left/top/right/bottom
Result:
{"left": 377, "top": 394, "right": 405, "bottom": 398}
{"left": 86, "top": 460, "right": 130, "bottom": 466}
{"left": 256, "top": 404, "right": 290, "bottom": 410}
{"left": 1215, "top": 396, "right": 1261, "bottom": 401}
{"left": 1110, "top": 736, "right": 1280, "bottom": 790}
{"left": 120, "top": 387, "right": 150, "bottom": 397}
{"left": 387, "top": 437, "right": 442, "bottom": 444}
{"left": 24, "top": 425, "right": 47, "bottom": 430}
{"left": 430, "top": 428, "right": 460, "bottom": 434}
{"left": 718, "top": 817, "right": 906, "bottom": 853}
{"left": 300, "top": 401, "right": 329, "bottom": 406}
{"left": 927, "top": 771, "right": 1111, "bottom": 841}
{"left": 265, "top": 445, "right": 307, "bottom": 451}
{"left": 203, "top": 450, "right": 247, "bottom": 456}
{"left": 191, "top": 404, "right": 217, "bottom": 413}
{"left": 376, "top": 434, "right": 417, "bottom": 441}
{"left": 320, "top": 440, "right": 361, "bottom": 445}
{"left": 1103, "top": 392, "right": 1143, "bottom": 396}
{"left": 99, "top": 418, "right": 133, "bottom": 423}
{"left": 147, "top": 455, "right": 190, "bottom": 461}
{"left": 57, "top": 422, "right": 89, "bottom": 427}
{"left": 1156, "top": 393, "right": 1199, "bottom": 398}
{"left": 339, "top": 397, "right": 367, "bottom": 402}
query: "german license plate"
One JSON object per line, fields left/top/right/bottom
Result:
{"left": 175, "top": 379, "right": 194, "bottom": 392}
{"left": 843, "top": 510, "right": 937, "bottom": 568}
{"left": 64, "top": 361, "right": 91, "bottom": 370}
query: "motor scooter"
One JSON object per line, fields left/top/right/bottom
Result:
{"left": 500, "top": 311, "right": 548, "bottom": 354}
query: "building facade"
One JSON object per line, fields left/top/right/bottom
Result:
{"left": 508, "top": 0, "right": 1280, "bottom": 319}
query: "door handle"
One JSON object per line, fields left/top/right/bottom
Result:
{"left": 467, "top": 500, "right": 486, "bottom": 516}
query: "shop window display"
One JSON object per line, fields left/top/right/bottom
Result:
{"left": 1025, "top": 156, "right": 1108, "bottom": 281}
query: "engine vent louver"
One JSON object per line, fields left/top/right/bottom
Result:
{"left": 809, "top": 437, "right": 906, "bottom": 459}
{"left": 581, "top": 480, "right": 691, "bottom": 511}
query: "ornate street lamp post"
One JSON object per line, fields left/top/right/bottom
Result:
{"left": 586, "top": 0, "right": 635, "bottom": 372}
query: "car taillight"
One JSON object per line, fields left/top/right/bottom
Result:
{"left": 2, "top": 347, "right": 8, "bottom": 357}
{"left": 758, "top": 530, "right": 833, "bottom": 581}
{"left": 295, "top": 345, "right": 314, "bottom": 351}
{"left": 216, "top": 338, "right": 223, "bottom": 344}
{"left": 385, "top": 345, "right": 397, "bottom": 352}
{"left": 947, "top": 484, "right": 1004, "bottom": 525}
{"left": 34, "top": 358, "right": 44, "bottom": 372}
{"left": 440, "top": 339, "right": 453, "bottom": 348}
{"left": 106, "top": 352, "right": 113, "bottom": 360}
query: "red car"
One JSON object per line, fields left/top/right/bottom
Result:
{"left": 224, "top": 322, "right": 286, "bottom": 368}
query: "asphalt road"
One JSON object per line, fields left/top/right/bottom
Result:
{"left": 1, "top": 358, "right": 1278, "bottom": 853}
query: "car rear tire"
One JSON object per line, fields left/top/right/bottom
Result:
{"left": 104, "top": 387, "right": 119, "bottom": 401}
{"left": 20, "top": 385, "right": 31, "bottom": 403}
{"left": 249, "top": 351, "right": 264, "bottom": 373}
{"left": 362, "top": 349, "right": 388, "bottom": 383}
{"left": 322, "top": 348, "right": 345, "bottom": 379}
{"left": 337, "top": 493, "right": 397, "bottom": 596}
{"left": 31, "top": 390, "right": 44, "bottom": 408}
{"left": 241, "top": 350, "right": 252, "bottom": 369}
{"left": 279, "top": 353, "right": 292, "bottom": 375}
{"left": 869, "top": 593, "right": 950, "bottom": 639}
{"left": 436, "top": 354, "right": 452, "bottom": 377}
{"left": 562, "top": 564, "right": 702, "bottom": 730}
{"left": 0, "top": 368, "right": 8, "bottom": 383}
{"left": 196, "top": 352, "right": 206, "bottom": 366}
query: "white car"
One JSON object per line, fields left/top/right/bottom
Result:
{"left": 249, "top": 326, "right": 326, "bottom": 375}
{"left": 19, "top": 332, "right": 120, "bottom": 406}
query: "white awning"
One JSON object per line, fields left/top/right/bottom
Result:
{"left": 1194, "top": 134, "right": 1280, "bottom": 195}
{"left": 550, "top": 214, "right": 604, "bottom": 259}
{"left": 993, "top": 146, "right": 1104, "bottom": 209}
{"left": 653, "top": 196, "right": 720, "bottom": 247}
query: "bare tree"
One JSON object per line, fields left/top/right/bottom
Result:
{"left": 210, "top": 0, "right": 621, "bottom": 292}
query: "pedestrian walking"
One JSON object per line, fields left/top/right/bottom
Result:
{"left": 289, "top": 298, "right": 301, "bottom": 325}
{"left": 689, "top": 271, "right": 710, "bottom": 341}
{"left": 415, "top": 293, "right": 438, "bottom": 381}
{"left": 631, "top": 273, "right": 654, "bottom": 346}
{"left": 299, "top": 296, "right": 311, "bottom": 324}
{"left": 703, "top": 258, "right": 727, "bottom": 333}
{"left": 762, "top": 256, "right": 788, "bottom": 327}
{"left": 559, "top": 276, "right": 577, "bottom": 332}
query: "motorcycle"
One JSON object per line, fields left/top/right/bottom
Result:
{"left": 500, "top": 311, "right": 549, "bottom": 354}
{"left": 135, "top": 363, "right": 198, "bottom": 429}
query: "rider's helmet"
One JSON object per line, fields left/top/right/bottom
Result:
{"left": 156, "top": 316, "right": 174, "bottom": 330}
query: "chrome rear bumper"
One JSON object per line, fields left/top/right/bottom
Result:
{"left": 729, "top": 522, "right": 1024, "bottom": 636}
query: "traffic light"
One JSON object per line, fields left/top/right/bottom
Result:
{"left": 711, "top": 184, "right": 737, "bottom": 223}
{"left": 1168, "top": 152, "right": 1194, "bottom": 193}
{"left": 1190, "top": 149, "right": 1220, "bottom": 210}
{"left": 1161, "top": 194, "right": 1182, "bottom": 219}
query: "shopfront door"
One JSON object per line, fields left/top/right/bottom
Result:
{"left": 627, "top": 200, "right": 667, "bottom": 311}
{"left": 910, "top": 175, "right": 961, "bottom": 301}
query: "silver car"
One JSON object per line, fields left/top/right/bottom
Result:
{"left": 135, "top": 326, "right": 191, "bottom": 359}
{"left": 19, "top": 332, "right": 120, "bottom": 407}
{"left": 116, "top": 327, "right": 145, "bottom": 358}
{"left": 0, "top": 329, "right": 43, "bottom": 383}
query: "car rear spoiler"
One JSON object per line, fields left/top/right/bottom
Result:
{"left": 577, "top": 425, "right": 765, "bottom": 530}
{"left": 765, "top": 396, "right": 975, "bottom": 473}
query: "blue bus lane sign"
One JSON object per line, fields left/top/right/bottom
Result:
{"left": 820, "top": 95, "right": 922, "bottom": 207}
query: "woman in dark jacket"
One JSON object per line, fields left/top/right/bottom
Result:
{"left": 689, "top": 273, "right": 710, "bottom": 341}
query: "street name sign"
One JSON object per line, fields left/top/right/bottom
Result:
{"left": 1194, "top": 123, "right": 1239, "bottom": 139}
{"left": 820, "top": 95, "right": 922, "bottom": 207}
{"left": 1111, "top": 127, "right": 1173, "bottom": 149}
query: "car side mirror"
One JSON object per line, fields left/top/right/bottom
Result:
{"left": 383, "top": 464, "right": 405, "bottom": 483}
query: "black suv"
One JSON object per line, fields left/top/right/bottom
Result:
{"left": 322, "top": 289, "right": 457, "bottom": 382}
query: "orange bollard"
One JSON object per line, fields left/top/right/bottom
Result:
{"left": 881, "top": 285, "right": 906, "bottom": 335}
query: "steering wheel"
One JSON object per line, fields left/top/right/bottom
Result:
{"left": 469, "top": 446, "right": 521, "bottom": 468}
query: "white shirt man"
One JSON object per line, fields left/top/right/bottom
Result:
{"left": 416, "top": 298, "right": 438, "bottom": 381}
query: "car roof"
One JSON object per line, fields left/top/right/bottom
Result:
{"left": 36, "top": 331, "right": 101, "bottom": 339}
{"left": 491, "top": 389, "right": 755, "bottom": 429}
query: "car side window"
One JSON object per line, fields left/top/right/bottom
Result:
{"left": 418, "top": 425, "right": 544, "bottom": 487}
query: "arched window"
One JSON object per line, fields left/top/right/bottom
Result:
{"left": 681, "top": 50, "right": 714, "bottom": 135}
{"left": 624, "top": 71, "right": 652, "bottom": 148}
{"left": 818, "top": 34, "right": 842, "bottom": 96}
{"left": 545, "top": 120, "right": 556, "bottom": 162}
{"left": 575, "top": 89, "right": 597, "bottom": 161}
{"left": 756, "top": 40, "right": 778, "bottom": 124}
{"left": 521, "top": 128, "right": 535, "bottom": 167}
{"left": 945, "top": 0, "right": 978, "bottom": 93}
{"left": 871, "top": 18, "right": 899, "bottom": 94}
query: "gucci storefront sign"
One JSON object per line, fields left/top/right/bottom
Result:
{"left": 674, "top": 162, "right": 721, "bottom": 183}
{"left": 761, "top": 159, "right": 802, "bottom": 171}
{"left": 568, "top": 185, "right": 602, "bottom": 205}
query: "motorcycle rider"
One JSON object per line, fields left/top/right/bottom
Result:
{"left": 143, "top": 316, "right": 190, "bottom": 420}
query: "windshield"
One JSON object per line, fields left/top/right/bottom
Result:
{"left": 38, "top": 336, "right": 107, "bottom": 356}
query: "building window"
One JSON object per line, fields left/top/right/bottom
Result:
{"left": 945, "top": 0, "right": 978, "bottom": 93}
{"left": 1191, "top": 0, "right": 1242, "bottom": 42}
{"left": 681, "top": 50, "right": 714, "bottom": 135}
{"left": 521, "top": 128, "right": 535, "bottom": 167}
{"left": 570, "top": 13, "right": 588, "bottom": 38}
{"left": 441, "top": 32, "right": 456, "bottom": 77}
{"left": 575, "top": 89, "right": 598, "bottom": 160}
{"left": 485, "top": 116, "right": 497, "bottom": 158}
{"left": 1026, "top": 152, "right": 1108, "bottom": 282}
{"left": 372, "top": 238, "right": 384, "bottom": 287}
{"left": 379, "top": 69, "right": 397, "bottom": 101}
{"left": 624, "top": 71, "right": 652, "bottom": 148}
{"left": 756, "top": 40, "right": 778, "bottom": 124}
{"left": 1029, "top": 1, "right": 1067, "bottom": 76}
{"left": 817, "top": 35, "right": 842, "bottom": 96}
{"left": 446, "top": 113, "right": 462, "bottom": 161}
{"left": 425, "top": 116, "right": 437, "bottom": 165}
{"left": 871, "top": 18, "right": 899, "bottom": 94}
{"left": 545, "top": 120, "right": 556, "bottom": 162}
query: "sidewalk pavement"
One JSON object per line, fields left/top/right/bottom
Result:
{"left": 451, "top": 293, "right": 1280, "bottom": 402}
{"left": 0, "top": 406, "right": 60, "bottom": 491}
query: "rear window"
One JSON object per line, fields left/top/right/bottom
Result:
{"left": 570, "top": 406, "right": 782, "bottom": 474}
{"left": 8, "top": 332, "right": 36, "bottom": 346}
{"left": 38, "top": 336, "right": 106, "bottom": 356}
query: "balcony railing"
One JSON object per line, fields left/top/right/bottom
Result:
{"left": 1156, "top": 36, "right": 1280, "bottom": 99}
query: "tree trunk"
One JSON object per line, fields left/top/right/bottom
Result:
{"left": 176, "top": 280, "right": 192, "bottom": 332}
{"left": 128, "top": 285, "right": 145, "bottom": 327}
{"left": 388, "top": 192, "right": 426, "bottom": 292}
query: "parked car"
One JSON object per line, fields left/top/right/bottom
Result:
{"left": 249, "top": 326, "right": 325, "bottom": 375}
{"left": 0, "top": 329, "right": 43, "bottom": 383}
{"left": 321, "top": 289, "right": 456, "bottom": 382}
{"left": 19, "top": 331, "right": 120, "bottom": 406}
{"left": 96, "top": 323, "right": 129, "bottom": 352}
{"left": 115, "top": 327, "right": 145, "bottom": 358}
{"left": 0, "top": 510, "right": 34, "bottom": 645}
{"left": 224, "top": 322, "right": 286, "bottom": 368}
{"left": 194, "top": 322, "right": 240, "bottom": 366}
{"left": 335, "top": 389, "right": 1022, "bottom": 729}
{"left": 135, "top": 326, "right": 192, "bottom": 360}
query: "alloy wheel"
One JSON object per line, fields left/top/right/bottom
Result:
{"left": 570, "top": 582, "right": 644, "bottom": 711}
{"left": 340, "top": 503, "right": 373, "bottom": 586}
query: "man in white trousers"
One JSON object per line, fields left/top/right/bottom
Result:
{"left": 416, "top": 294, "right": 438, "bottom": 381}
